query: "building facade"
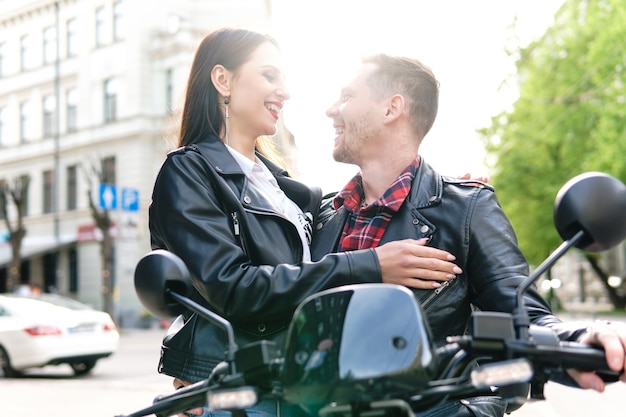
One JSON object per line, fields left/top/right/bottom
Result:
{"left": 0, "top": 0, "right": 281, "bottom": 326}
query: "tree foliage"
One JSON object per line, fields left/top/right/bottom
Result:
{"left": 480, "top": 0, "right": 626, "bottom": 266}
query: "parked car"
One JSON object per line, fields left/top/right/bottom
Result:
{"left": 0, "top": 294, "right": 119, "bottom": 377}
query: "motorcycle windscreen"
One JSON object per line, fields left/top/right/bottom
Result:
{"left": 281, "top": 284, "right": 436, "bottom": 410}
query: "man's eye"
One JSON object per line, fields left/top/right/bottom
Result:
{"left": 264, "top": 73, "right": 276, "bottom": 82}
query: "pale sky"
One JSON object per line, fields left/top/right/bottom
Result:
{"left": 270, "top": 0, "right": 565, "bottom": 193}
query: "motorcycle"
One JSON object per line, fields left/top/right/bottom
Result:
{"left": 117, "top": 172, "right": 626, "bottom": 417}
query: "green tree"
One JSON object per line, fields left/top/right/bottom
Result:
{"left": 480, "top": 0, "right": 626, "bottom": 307}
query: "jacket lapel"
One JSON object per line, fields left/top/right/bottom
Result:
{"left": 311, "top": 206, "right": 348, "bottom": 261}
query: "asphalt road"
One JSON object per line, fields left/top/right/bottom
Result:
{"left": 0, "top": 326, "right": 624, "bottom": 417}
{"left": 0, "top": 328, "right": 172, "bottom": 417}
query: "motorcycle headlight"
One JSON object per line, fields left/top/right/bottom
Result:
{"left": 207, "top": 387, "right": 258, "bottom": 411}
{"left": 470, "top": 358, "right": 534, "bottom": 388}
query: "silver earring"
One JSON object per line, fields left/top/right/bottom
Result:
{"left": 224, "top": 95, "right": 230, "bottom": 145}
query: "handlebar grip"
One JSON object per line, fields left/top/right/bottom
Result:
{"left": 114, "top": 380, "right": 211, "bottom": 417}
{"left": 557, "top": 342, "right": 622, "bottom": 383}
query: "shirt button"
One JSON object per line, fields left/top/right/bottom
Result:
{"left": 420, "top": 225, "right": 429, "bottom": 233}
{"left": 257, "top": 323, "right": 267, "bottom": 333}
{"left": 412, "top": 219, "right": 419, "bottom": 225}
{"left": 316, "top": 223, "right": 323, "bottom": 230}
{"left": 243, "top": 196, "right": 251, "bottom": 204}
{"left": 429, "top": 195, "right": 437, "bottom": 202}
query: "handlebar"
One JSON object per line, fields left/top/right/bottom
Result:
{"left": 121, "top": 379, "right": 212, "bottom": 417}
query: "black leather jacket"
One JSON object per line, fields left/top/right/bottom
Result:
{"left": 311, "top": 160, "right": 584, "bottom": 417}
{"left": 149, "top": 135, "right": 388, "bottom": 382}
{"left": 313, "top": 160, "right": 586, "bottom": 344}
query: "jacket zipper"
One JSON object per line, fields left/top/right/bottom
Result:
{"left": 231, "top": 212, "right": 240, "bottom": 236}
{"left": 421, "top": 280, "right": 451, "bottom": 310}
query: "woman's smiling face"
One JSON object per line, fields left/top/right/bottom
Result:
{"left": 228, "top": 41, "right": 291, "bottom": 141}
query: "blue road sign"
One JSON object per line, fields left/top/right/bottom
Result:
{"left": 121, "top": 187, "right": 139, "bottom": 212}
{"left": 99, "top": 184, "right": 117, "bottom": 210}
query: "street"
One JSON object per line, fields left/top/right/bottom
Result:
{"left": 0, "top": 327, "right": 624, "bottom": 417}
{"left": 0, "top": 328, "right": 172, "bottom": 417}
{"left": 514, "top": 382, "right": 625, "bottom": 416}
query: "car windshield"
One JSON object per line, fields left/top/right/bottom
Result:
{"left": 0, "top": 296, "right": 73, "bottom": 317}
{"left": 1, "top": 293, "right": 94, "bottom": 311}
{"left": 31, "top": 294, "right": 94, "bottom": 310}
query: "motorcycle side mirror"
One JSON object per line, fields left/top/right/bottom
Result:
{"left": 515, "top": 172, "right": 626, "bottom": 338}
{"left": 134, "top": 249, "right": 194, "bottom": 318}
{"left": 554, "top": 172, "right": 626, "bottom": 252}
{"left": 134, "top": 249, "right": 239, "bottom": 358}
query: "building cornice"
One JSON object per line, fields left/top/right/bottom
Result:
{"left": 0, "top": 0, "right": 77, "bottom": 29}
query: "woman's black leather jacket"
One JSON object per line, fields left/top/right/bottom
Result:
{"left": 149, "top": 135, "right": 385, "bottom": 382}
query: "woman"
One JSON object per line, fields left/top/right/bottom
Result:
{"left": 149, "top": 27, "right": 460, "bottom": 416}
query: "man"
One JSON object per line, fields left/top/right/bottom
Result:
{"left": 312, "top": 54, "right": 626, "bottom": 416}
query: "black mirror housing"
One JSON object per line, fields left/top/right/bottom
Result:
{"left": 134, "top": 249, "right": 195, "bottom": 318}
{"left": 554, "top": 172, "right": 626, "bottom": 252}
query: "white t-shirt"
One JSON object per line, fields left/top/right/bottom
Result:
{"left": 226, "top": 146, "right": 312, "bottom": 262}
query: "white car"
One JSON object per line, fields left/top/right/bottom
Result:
{"left": 0, "top": 294, "right": 119, "bottom": 377}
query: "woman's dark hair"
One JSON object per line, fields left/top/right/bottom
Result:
{"left": 178, "top": 28, "right": 279, "bottom": 148}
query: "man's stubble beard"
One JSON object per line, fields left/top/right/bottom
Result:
{"left": 332, "top": 114, "right": 373, "bottom": 165}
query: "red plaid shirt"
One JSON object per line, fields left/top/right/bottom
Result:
{"left": 333, "top": 158, "right": 420, "bottom": 251}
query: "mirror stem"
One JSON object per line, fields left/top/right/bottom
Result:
{"left": 514, "top": 229, "right": 586, "bottom": 340}
{"left": 167, "top": 290, "right": 239, "bottom": 366}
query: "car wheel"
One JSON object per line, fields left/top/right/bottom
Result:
{"left": 0, "top": 345, "right": 17, "bottom": 378}
{"left": 70, "top": 360, "right": 97, "bottom": 376}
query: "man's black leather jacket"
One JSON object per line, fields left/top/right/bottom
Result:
{"left": 312, "top": 159, "right": 585, "bottom": 358}
{"left": 311, "top": 159, "right": 589, "bottom": 417}
{"left": 149, "top": 135, "right": 388, "bottom": 382}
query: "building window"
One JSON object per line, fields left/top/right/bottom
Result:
{"left": 66, "top": 88, "right": 78, "bottom": 132}
{"left": 43, "top": 170, "right": 54, "bottom": 214}
{"left": 113, "top": 1, "right": 126, "bottom": 41}
{"left": 20, "top": 101, "right": 34, "bottom": 142}
{"left": 0, "top": 107, "right": 5, "bottom": 146}
{"left": 68, "top": 248, "right": 78, "bottom": 293}
{"left": 0, "top": 42, "right": 5, "bottom": 77}
{"left": 20, "top": 34, "right": 35, "bottom": 71}
{"left": 67, "top": 165, "right": 77, "bottom": 210}
{"left": 20, "top": 174, "right": 30, "bottom": 217}
{"left": 165, "top": 68, "right": 173, "bottom": 113}
{"left": 102, "top": 156, "right": 116, "bottom": 185}
{"left": 43, "top": 95, "right": 57, "bottom": 137}
{"left": 0, "top": 179, "right": 5, "bottom": 221}
{"left": 103, "top": 78, "right": 118, "bottom": 123}
{"left": 43, "top": 253, "right": 57, "bottom": 292}
{"left": 66, "top": 18, "right": 78, "bottom": 57}
{"left": 95, "top": 6, "right": 106, "bottom": 46}
{"left": 43, "top": 26, "right": 57, "bottom": 64}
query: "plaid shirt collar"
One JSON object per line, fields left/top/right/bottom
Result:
{"left": 334, "top": 157, "right": 420, "bottom": 213}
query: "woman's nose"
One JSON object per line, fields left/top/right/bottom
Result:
{"left": 277, "top": 83, "right": 291, "bottom": 101}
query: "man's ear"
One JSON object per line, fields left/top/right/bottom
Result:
{"left": 210, "top": 64, "right": 231, "bottom": 97}
{"left": 383, "top": 94, "right": 405, "bottom": 124}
